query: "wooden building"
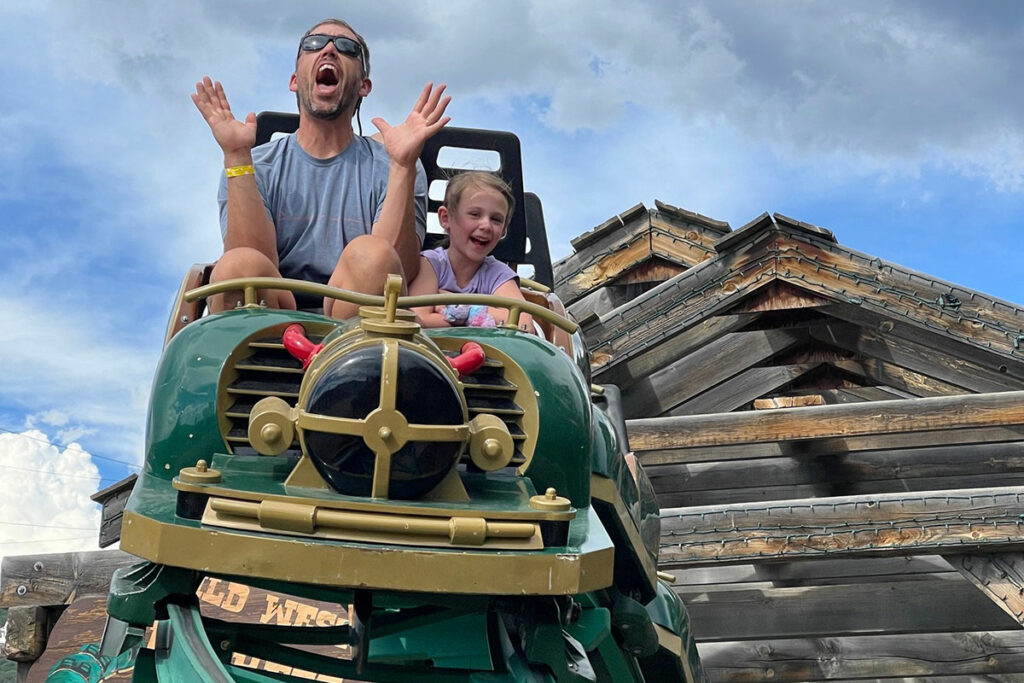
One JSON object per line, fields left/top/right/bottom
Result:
{"left": 554, "top": 200, "right": 1024, "bottom": 681}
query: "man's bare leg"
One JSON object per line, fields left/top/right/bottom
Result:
{"left": 324, "top": 235, "right": 405, "bottom": 319}
{"left": 208, "top": 247, "right": 297, "bottom": 313}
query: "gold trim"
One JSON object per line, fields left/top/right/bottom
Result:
{"left": 203, "top": 497, "right": 541, "bottom": 550}
{"left": 283, "top": 455, "right": 329, "bottom": 489}
{"left": 590, "top": 474, "right": 658, "bottom": 586}
{"left": 654, "top": 624, "right": 698, "bottom": 683}
{"left": 121, "top": 509, "right": 612, "bottom": 595}
{"left": 171, "top": 479, "right": 575, "bottom": 521}
{"left": 186, "top": 278, "right": 579, "bottom": 334}
{"left": 431, "top": 338, "right": 538, "bottom": 472}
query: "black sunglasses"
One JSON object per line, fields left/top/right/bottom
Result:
{"left": 300, "top": 34, "right": 367, "bottom": 74}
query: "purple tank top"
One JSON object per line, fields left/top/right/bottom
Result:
{"left": 421, "top": 247, "right": 519, "bottom": 294}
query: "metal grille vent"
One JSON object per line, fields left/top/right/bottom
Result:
{"left": 448, "top": 353, "right": 528, "bottom": 468}
{"left": 221, "top": 335, "right": 529, "bottom": 468}
{"left": 223, "top": 334, "right": 309, "bottom": 457}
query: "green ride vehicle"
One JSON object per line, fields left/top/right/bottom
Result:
{"left": 48, "top": 123, "right": 706, "bottom": 683}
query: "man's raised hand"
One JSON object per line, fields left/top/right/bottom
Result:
{"left": 372, "top": 83, "right": 451, "bottom": 168}
{"left": 191, "top": 76, "right": 257, "bottom": 158}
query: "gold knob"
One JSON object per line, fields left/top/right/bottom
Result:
{"left": 529, "top": 487, "right": 571, "bottom": 512}
{"left": 378, "top": 426, "right": 392, "bottom": 441}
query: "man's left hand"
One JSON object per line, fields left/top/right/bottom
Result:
{"left": 372, "top": 83, "right": 451, "bottom": 167}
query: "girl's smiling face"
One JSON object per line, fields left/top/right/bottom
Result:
{"left": 439, "top": 184, "right": 510, "bottom": 263}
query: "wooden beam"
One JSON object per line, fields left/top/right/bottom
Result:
{"left": 627, "top": 389, "right": 1024, "bottom": 452}
{"left": 666, "top": 555, "right": 955, "bottom": 588}
{"left": 2, "top": 605, "right": 51, "bottom": 662}
{"left": 591, "top": 313, "right": 759, "bottom": 389}
{"left": 622, "top": 327, "right": 809, "bottom": 418}
{"left": 656, "top": 473, "right": 1024, "bottom": 509}
{"left": 831, "top": 358, "right": 966, "bottom": 397}
{"left": 14, "top": 596, "right": 121, "bottom": 682}
{"left": 948, "top": 553, "right": 1024, "bottom": 626}
{"left": 819, "top": 302, "right": 1024, "bottom": 385}
{"left": 636, "top": 425, "right": 1024, "bottom": 466}
{"left": 648, "top": 441, "right": 1024, "bottom": 495}
{"left": 669, "top": 363, "right": 821, "bottom": 416}
{"left": 659, "top": 485, "right": 1024, "bottom": 567}
{"left": 698, "top": 630, "right": 1024, "bottom": 682}
{"left": 808, "top": 320, "right": 1022, "bottom": 394}
{"left": 0, "top": 550, "right": 135, "bottom": 608}
{"left": 678, "top": 578, "right": 1018, "bottom": 640}
{"left": 775, "top": 236, "right": 1024, "bottom": 360}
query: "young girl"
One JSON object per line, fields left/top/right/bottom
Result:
{"left": 408, "top": 171, "right": 533, "bottom": 331}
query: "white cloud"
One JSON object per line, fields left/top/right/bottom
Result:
{"left": 0, "top": 430, "right": 101, "bottom": 571}
{"left": 0, "top": 296, "right": 153, "bottom": 467}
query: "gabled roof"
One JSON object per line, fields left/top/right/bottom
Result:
{"left": 552, "top": 202, "right": 732, "bottom": 308}
{"left": 565, "top": 205, "right": 1024, "bottom": 395}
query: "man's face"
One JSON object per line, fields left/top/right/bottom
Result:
{"left": 290, "top": 23, "right": 369, "bottom": 121}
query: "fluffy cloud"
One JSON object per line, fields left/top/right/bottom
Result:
{"left": 0, "top": 430, "right": 102, "bottom": 571}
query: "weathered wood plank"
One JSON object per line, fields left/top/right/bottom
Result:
{"left": 774, "top": 235, "right": 1024, "bottom": 360}
{"left": 669, "top": 363, "right": 821, "bottom": 416}
{"left": 567, "top": 286, "right": 620, "bottom": 326}
{"left": 729, "top": 280, "right": 834, "bottom": 313}
{"left": 808, "top": 320, "right": 1022, "bottom": 394}
{"left": 832, "top": 358, "right": 966, "bottom": 397}
{"left": 591, "top": 313, "right": 759, "bottom": 388}
{"left": 669, "top": 556, "right": 955, "bottom": 587}
{"left": 659, "top": 486, "right": 1024, "bottom": 567}
{"left": 678, "top": 578, "right": 1018, "bottom": 640}
{"left": 636, "top": 425, "right": 1024, "bottom": 466}
{"left": 648, "top": 442, "right": 1024, "bottom": 495}
{"left": 622, "top": 327, "right": 809, "bottom": 418}
{"left": 656, "top": 473, "right": 1024, "bottom": 508}
{"left": 586, "top": 236, "right": 777, "bottom": 373}
{"left": 0, "top": 550, "right": 134, "bottom": 608}
{"left": 949, "top": 553, "right": 1024, "bottom": 626}
{"left": 698, "top": 630, "right": 1024, "bottom": 682}
{"left": 649, "top": 228, "right": 715, "bottom": 268}
{"left": 628, "top": 390, "right": 1024, "bottom": 452}
{"left": 816, "top": 300, "right": 1024, "bottom": 384}
{"left": 3, "top": 606, "right": 51, "bottom": 662}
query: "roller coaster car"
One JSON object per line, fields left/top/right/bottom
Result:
{"left": 77, "top": 122, "right": 706, "bottom": 682}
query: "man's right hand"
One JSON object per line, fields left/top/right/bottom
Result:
{"left": 191, "top": 76, "right": 257, "bottom": 159}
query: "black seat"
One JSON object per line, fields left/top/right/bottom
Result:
{"left": 255, "top": 113, "right": 553, "bottom": 287}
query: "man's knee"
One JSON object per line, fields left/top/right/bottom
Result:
{"left": 209, "top": 247, "right": 294, "bottom": 312}
{"left": 325, "top": 236, "right": 404, "bottom": 319}
{"left": 329, "top": 236, "right": 403, "bottom": 290}
{"left": 342, "top": 235, "right": 403, "bottom": 277}
{"left": 211, "top": 247, "right": 279, "bottom": 281}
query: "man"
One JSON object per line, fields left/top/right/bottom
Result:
{"left": 192, "top": 18, "right": 450, "bottom": 317}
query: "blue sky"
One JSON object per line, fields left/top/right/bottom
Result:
{"left": 1, "top": 1, "right": 1023, "bottom": 561}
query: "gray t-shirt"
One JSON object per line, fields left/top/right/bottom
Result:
{"left": 218, "top": 134, "right": 427, "bottom": 285}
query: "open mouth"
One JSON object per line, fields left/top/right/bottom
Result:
{"left": 470, "top": 235, "right": 491, "bottom": 248}
{"left": 316, "top": 63, "right": 340, "bottom": 87}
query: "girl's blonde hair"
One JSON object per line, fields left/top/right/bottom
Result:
{"left": 443, "top": 171, "right": 515, "bottom": 229}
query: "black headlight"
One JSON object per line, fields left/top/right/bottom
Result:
{"left": 303, "top": 342, "right": 465, "bottom": 499}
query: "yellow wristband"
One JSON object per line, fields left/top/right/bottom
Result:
{"left": 225, "top": 164, "right": 255, "bottom": 178}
